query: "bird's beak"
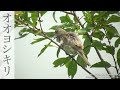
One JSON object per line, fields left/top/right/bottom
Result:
{"left": 54, "top": 33, "right": 57, "bottom": 38}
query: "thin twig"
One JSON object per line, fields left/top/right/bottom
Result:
{"left": 61, "top": 11, "right": 74, "bottom": 15}
{"left": 73, "top": 11, "right": 84, "bottom": 28}
{"left": 79, "top": 16, "right": 84, "bottom": 20}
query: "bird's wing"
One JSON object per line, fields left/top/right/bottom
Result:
{"left": 68, "top": 32, "right": 84, "bottom": 49}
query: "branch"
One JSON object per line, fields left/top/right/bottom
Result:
{"left": 72, "top": 11, "right": 113, "bottom": 79}
{"left": 16, "top": 18, "right": 98, "bottom": 79}
{"left": 61, "top": 11, "right": 74, "bottom": 15}
{"left": 103, "top": 28, "right": 119, "bottom": 74}
{"left": 41, "top": 34, "right": 98, "bottom": 79}
{"left": 73, "top": 11, "right": 84, "bottom": 28}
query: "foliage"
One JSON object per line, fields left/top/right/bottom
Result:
{"left": 15, "top": 11, "right": 120, "bottom": 79}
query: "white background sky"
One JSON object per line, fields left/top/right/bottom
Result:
{"left": 15, "top": 11, "right": 120, "bottom": 79}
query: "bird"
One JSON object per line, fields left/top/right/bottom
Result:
{"left": 55, "top": 28, "right": 91, "bottom": 66}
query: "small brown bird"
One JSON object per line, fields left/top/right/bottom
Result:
{"left": 55, "top": 28, "right": 91, "bottom": 66}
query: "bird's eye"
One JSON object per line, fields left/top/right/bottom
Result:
{"left": 55, "top": 30, "right": 58, "bottom": 33}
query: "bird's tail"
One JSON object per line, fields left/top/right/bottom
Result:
{"left": 78, "top": 50, "right": 91, "bottom": 66}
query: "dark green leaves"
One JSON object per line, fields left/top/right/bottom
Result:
{"left": 115, "top": 37, "right": 120, "bottom": 47}
{"left": 31, "top": 12, "right": 38, "bottom": 27}
{"left": 83, "top": 36, "right": 91, "bottom": 55}
{"left": 53, "top": 57, "right": 70, "bottom": 67}
{"left": 77, "top": 29, "right": 87, "bottom": 35}
{"left": 91, "top": 61, "right": 111, "bottom": 68}
{"left": 38, "top": 45, "right": 48, "bottom": 57}
{"left": 105, "top": 25, "right": 119, "bottom": 39}
{"left": 53, "top": 57, "right": 77, "bottom": 79}
{"left": 67, "top": 60, "right": 77, "bottom": 79}
{"left": 50, "top": 25, "right": 59, "bottom": 30}
{"left": 40, "top": 11, "right": 47, "bottom": 16}
{"left": 92, "top": 31, "right": 105, "bottom": 40}
{"left": 108, "top": 15, "right": 120, "bottom": 23}
{"left": 45, "top": 32, "right": 54, "bottom": 38}
{"left": 38, "top": 43, "right": 52, "bottom": 57}
{"left": 77, "top": 55, "right": 87, "bottom": 68}
{"left": 15, "top": 33, "right": 29, "bottom": 40}
{"left": 73, "top": 16, "right": 78, "bottom": 23}
{"left": 92, "top": 40, "right": 103, "bottom": 50}
{"left": 117, "top": 49, "right": 120, "bottom": 67}
{"left": 105, "top": 46, "right": 115, "bottom": 55}
{"left": 60, "top": 14, "right": 73, "bottom": 23}
{"left": 15, "top": 28, "right": 30, "bottom": 40}
{"left": 31, "top": 38, "right": 46, "bottom": 44}
{"left": 82, "top": 11, "right": 93, "bottom": 25}
{"left": 23, "top": 11, "right": 29, "bottom": 21}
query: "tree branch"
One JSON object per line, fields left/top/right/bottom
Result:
{"left": 103, "top": 28, "right": 119, "bottom": 74}
{"left": 39, "top": 34, "right": 98, "bottom": 79}
{"left": 72, "top": 11, "right": 113, "bottom": 79}
{"left": 61, "top": 11, "right": 74, "bottom": 15}
{"left": 16, "top": 18, "right": 98, "bottom": 79}
{"left": 73, "top": 11, "right": 84, "bottom": 28}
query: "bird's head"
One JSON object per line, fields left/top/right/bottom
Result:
{"left": 54, "top": 28, "right": 67, "bottom": 42}
{"left": 55, "top": 28, "right": 66, "bottom": 37}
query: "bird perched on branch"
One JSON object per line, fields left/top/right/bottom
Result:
{"left": 55, "top": 28, "right": 91, "bottom": 66}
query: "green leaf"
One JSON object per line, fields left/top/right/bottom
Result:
{"left": 117, "top": 49, "right": 120, "bottom": 67}
{"left": 83, "top": 36, "right": 91, "bottom": 55}
{"left": 16, "top": 28, "right": 30, "bottom": 39}
{"left": 53, "top": 11, "right": 57, "bottom": 23}
{"left": 60, "top": 14, "right": 72, "bottom": 23}
{"left": 77, "top": 55, "right": 87, "bottom": 68}
{"left": 22, "top": 12, "right": 33, "bottom": 25}
{"left": 57, "top": 47, "right": 61, "bottom": 58}
{"left": 68, "top": 60, "right": 77, "bottom": 79}
{"left": 40, "top": 11, "right": 47, "bottom": 16}
{"left": 108, "top": 15, "right": 120, "bottom": 23}
{"left": 105, "top": 46, "right": 115, "bottom": 55}
{"left": 31, "top": 12, "right": 38, "bottom": 27}
{"left": 31, "top": 38, "right": 46, "bottom": 44}
{"left": 92, "top": 40, "right": 103, "bottom": 50}
{"left": 53, "top": 57, "right": 70, "bottom": 67}
{"left": 15, "top": 33, "right": 29, "bottom": 40}
{"left": 38, "top": 44, "right": 49, "bottom": 57}
{"left": 45, "top": 44, "right": 53, "bottom": 47}
{"left": 73, "top": 16, "right": 78, "bottom": 23}
{"left": 65, "top": 60, "right": 71, "bottom": 68}
{"left": 115, "top": 37, "right": 120, "bottom": 47}
{"left": 23, "top": 11, "right": 28, "bottom": 21}
{"left": 91, "top": 61, "right": 111, "bottom": 68}
{"left": 105, "top": 25, "right": 119, "bottom": 39}
{"left": 82, "top": 11, "right": 93, "bottom": 24}
{"left": 18, "top": 28, "right": 38, "bottom": 36}
{"left": 15, "top": 11, "right": 24, "bottom": 15}
{"left": 92, "top": 31, "right": 105, "bottom": 40}
{"left": 77, "top": 29, "right": 87, "bottom": 35}
{"left": 45, "top": 32, "right": 54, "bottom": 38}
{"left": 50, "top": 25, "right": 59, "bottom": 30}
